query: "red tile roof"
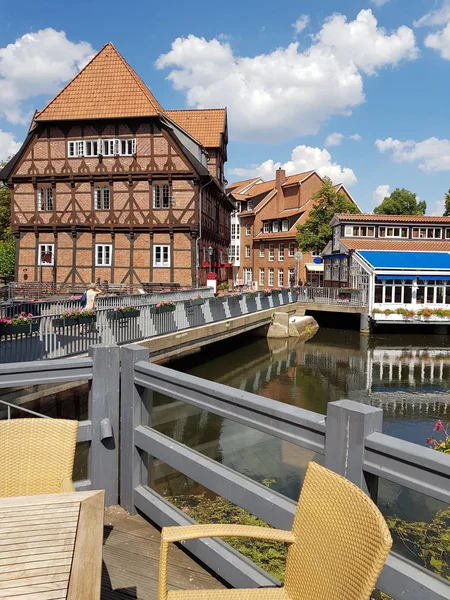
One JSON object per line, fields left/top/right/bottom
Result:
{"left": 36, "top": 43, "right": 163, "bottom": 121}
{"left": 275, "top": 208, "right": 303, "bottom": 218}
{"left": 226, "top": 177, "right": 261, "bottom": 193}
{"left": 335, "top": 213, "right": 450, "bottom": 223}
{"left": 341, "top": 239, "right": 450, "bottom": 252}
{"left": 165, "top": 109, "right": 226, "bottom": 148}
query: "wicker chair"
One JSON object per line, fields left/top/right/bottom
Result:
{"left": 158, "top": 462, "right": 392, "bottom": 600}
{"left": 0, "top": 418, "right": 79, "bottom": 497}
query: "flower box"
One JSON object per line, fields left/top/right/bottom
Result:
{"left": 184, "top": 298, "right": 205, "bottom": 308}
{"left": 149, "top": 305, "right": 176, "bottom": 314}
{"left": 0, "top": 322, "right": 39, "bottom": 336}
{"left": 228, "top": 295, "right": 242, "bottom": 303}
{"left": 209, "top": 296, "right": 225, "bottom": 305}
{"left": 107, "top": 309, "right": 141, "bottom": 320}
{"left": 53, "top": 315, "right": 96, "bottom": 328}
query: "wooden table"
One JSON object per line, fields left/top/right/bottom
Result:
{"left": 0, "top": 490, "right": 104, "bottom": 599}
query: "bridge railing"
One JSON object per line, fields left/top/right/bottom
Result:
{"left": 298, "top": 286, "right": 368, "bottom": 306}
{"left": 121, "top": 344, "right": 450, "bottom": 599}
{"left": 0, "top": 289, "right": 298, "bottom": 363}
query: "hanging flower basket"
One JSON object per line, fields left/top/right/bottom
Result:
{"left": 150, "top": 302, "right": 176, "bottom": 314}
{"left": 53, "top": 315, "right": 97, "bottom": 328}
{"left": 184, "top": 298, "right": 205, "bottom": 308}
{"left": 107, "top": 308, "right": 141, "bottom": 320}
{"left": 0, "top": 322, "right": 39, "bottom": 336}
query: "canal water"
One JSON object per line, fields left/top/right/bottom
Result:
{"left": 152, "top": 328, "right": 450, "bottom": 575}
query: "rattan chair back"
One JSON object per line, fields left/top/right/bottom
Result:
{"left": 0, "top": 418, "right": 79, "bottom": 497}
{"left": 285, "top": 461, "right": 392, "bottom": 600}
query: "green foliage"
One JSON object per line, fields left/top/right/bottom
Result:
{"left": 218, "top": 283, "right": 229, "bottom": 291}
{"left": 373, "top": 188, "right": 426, "bottom": 215}
{"left": 444, "top": 189, "right": 450, "bottom": 217}
{"left": 168, "top": 493, "right": 288, "bottom": 581}
{"left": 0, "top": 233, "right": 15, "bottom": 282}
{"left": 296, "top": 177, "right": 359, "bottom": 253}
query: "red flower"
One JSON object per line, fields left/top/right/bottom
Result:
{"left": 434, "top": 420, "right": 443, "bottom": 432}
{"left": 426, "top": 437, "right": 432, "bottom": 444}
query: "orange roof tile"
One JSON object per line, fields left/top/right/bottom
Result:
{"left": 276, "top": 208, "right": 303, "bottom": 218}
{"left": 35, "top": 43, "right": 163, "bottom": 122}
{"left": 226, "top": 177, "right": 261, "bottom": 193}
{"left": 335, "top": 213, "right": 450, "bottom": 223}
{"left": 282, "top": 171, "right": 315, "bottom": 186}
{"left": 341, "top": 239, "right": 450, "bottom": 252}
{"left": 165, "top": 109, "right": 225, "bottom": 148}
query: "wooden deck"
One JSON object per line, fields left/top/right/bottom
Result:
{"left": 102, "top": 506, "right": 226, "bottom": 599}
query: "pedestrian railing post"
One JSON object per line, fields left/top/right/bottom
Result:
{"left": 120, "top": 344, "right": 150, "bottom": 513}
{"left": 325, "top": 399, "right": 383, "bottom": 497}
{"left": 88, "top": 344, "right": 120, "bottom": 506}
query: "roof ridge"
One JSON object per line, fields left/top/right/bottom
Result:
{"left": 165, "top": 108, "right": 225, "bottom": 113}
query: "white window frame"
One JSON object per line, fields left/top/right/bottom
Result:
{"left": 231, "top": 224, "right": 236, "bottom": 240}
{"left": 153, "top": 185, "right": 161, "bottom": 209}
{"left": 379, "top": 226, "right": 409, "bottom": 239}
{"left": 247, "top": 200, "right": 253, "bottom": 210}
{"left": 260, "top": 243, "right": 265, "bottom": 258}
{"left": 94, "top": 186, "right": 110, "bottom": 210}
{"left": 332, "top": 227, "right": 340, "bottom": 251}
{"left": 412, "top": 227, "right": 442, "bottom": 239}
{"left": 263, "top": 222, "right": 270, "bottom": 234}
{"left": 268, "top": 268, "right": 274, "bottom": 287}
{"left": 162, "top": 184, "right": 171, "bottom": 208}
{"left": 311, "top": 251, "right": 320, "bottom": 257}
{"left": 269, "top": 244, "right": 274, "bottom": 262}
{"left": 245, "top": 245, "right": 251, "bottom": 258}
{"left": 272, "top": 221, "right": 279, "bottom": 233}
{"left": 288, "top": 242, "right": 295, "bottom": 257}
{"left": 153, "top": 244, "right": 170, "bottom": 268}
{"left": 95, "top": 244, "right": 112, "bottom": 267}
{"left": 244, "top": 267, "right": 252, "bottom": 284}
{"left": 246, "top": 224, "right": 251, "bottom": 236}
{"left": 236, "top": 224, "right": 240, "bottom": 238}
{"left": 38, "top": 244, "right": 54, "bottom": 266}
{"left": 282, "top": 220, "right": 289, "bottom": 232}
{"left": 68, "top": 138, "right": 136, "bottom": 158}
{"left": 278, "top": 269, "right": 284, "bottom": 287}
{"left": 37, "top": 187, "right": 53, "bottom": 211}
{"left": 278, "top": 243, "right": 284, "bottom": 262}
{"left": 259, "top": 268, "right": 264, "bottom": 286}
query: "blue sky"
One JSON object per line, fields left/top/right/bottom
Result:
{"left": 1, "top": 0, "right": 450, "bottom": 213}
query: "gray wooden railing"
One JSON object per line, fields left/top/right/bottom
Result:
{"left": 120, "top": 344, "right": 450, "bottom": 600}
{"left": 1, "top": 343, "right": 448, "bottom": 599}
{"left": 0, "top": 289, "right": 298, "bottom": 362}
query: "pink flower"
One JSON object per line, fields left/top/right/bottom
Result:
{"left": 434, "top": 420, "right": 443, "bottom": 432}
{"left": 426, "top": 437, "right": 432, "bottom": 444}
{"left": 156, "top": 303, "right": 161, "bottom": 309}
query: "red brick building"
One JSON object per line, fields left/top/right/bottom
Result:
{"left": 0, "top": 43, "right": 233, "bottom": 287}
{"left": 227, "top": 169, "right": 357, "bottom": 288}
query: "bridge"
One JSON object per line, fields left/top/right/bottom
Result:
{"left": 0, "top": 288, "right": 303, "bottom": 363}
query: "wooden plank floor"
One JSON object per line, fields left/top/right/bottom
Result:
{"left": 102, "top": 506, "right": 226, "bottom": 600}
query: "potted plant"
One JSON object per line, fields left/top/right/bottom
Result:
{"left": 184, "top": 295, "right": 205, "bottom": 308}
{"left": 262, "top": 289, "right": 272, "bottom": 297}
{"left": 107, "top": 305, "right": 141, "bottom": 320}
{"left": 228, "top": 293, "right": 242, "bottom": 303}
{"left": 0, "top": 313, "right": 39, "bottom": 336}
{"left": 150, "top": 300, "right": 176, "bottom": 314}
{"left": 52, "top": 308, "right": 96, "bottom": 328}
{"left": 209, "top": 294, "right": 225, "bottom": 305}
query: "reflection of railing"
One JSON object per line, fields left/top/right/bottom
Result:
{"left": 120, "top": 344, "right": 450, "bottom": 599}
{"left": 0, "top": 290, "right": 298, "bottom": 363}
{"left": 298, "top": 286, "right": 368, "bottom": 306}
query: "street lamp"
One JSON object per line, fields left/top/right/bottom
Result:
{"left": 208, "top": 246, "right": 213, "bottom": 273}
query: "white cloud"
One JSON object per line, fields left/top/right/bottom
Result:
{"left": 371, "top": 0, "right": 392, "bottom": 6}
{"left": 229, "top": 144, "right": 357, "bottom": 186}
{"left": 349, "top": 133, "right": 362, "bottom": 141}
{"left": 424, "top": 23, "right": 450, "bottom": 59}
{"left": 373, "top": 184, "right": 390, "bottom": 206}
{"left": 324, "top": 132, "right": 344, "bottom": 147}
{"left": 376, "top": 136, "right": 450, "bottom": 171}
{"left": 414, "top": 1, "right": 450, "bottom": 27}
{"left": 156, "top": 10, "right": 418, "bottom": 142}
{"left": 431, "top": 200, "right": 445, "bottom": 216}
{"left": 292, "top": 15, "right": 310, "bottom": 34}
{"left": 0, "top": 131, "right": 21, "bottom": 161}
{"left": 0, "top": 29, "right": 95, "bottom": 124}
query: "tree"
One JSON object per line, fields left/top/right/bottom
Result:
{"left": 373, "top": 188, "right": 426, "bottom": 215}
{"left": 0, "top": 232, "right": 15, "bottom": 282}
{"left": 0, "top": 160, "right": 11, "bottom": 241}
{"left": 296, "top": 177, "right": 360, "bottom": 253}
{"left": 443, "top": 189, "right": 450, "bottom": 216}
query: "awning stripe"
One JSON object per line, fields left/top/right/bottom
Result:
{"left": 418, "top": 275, "right": 450, "bottom": 281}
{"left": 376, "top": 275, "right": 415, "bottom": 281}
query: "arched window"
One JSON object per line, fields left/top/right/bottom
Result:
{"left": 153, "top": 184, "right": 161, "bottom": 209}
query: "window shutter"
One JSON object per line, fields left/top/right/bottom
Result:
{"left": 131, "top": 138, "right": 136, "bottom": 154}
{"left": 97, "top": 139, "right": 102, "bottom": 155}
{"left": 76, "top": 141, "right": 84, "bottom": 157}
{"left": 68, "top": 142, "right": 75, "bottom": 157}
{"left": 114, "top": 139, "right": 120, "bottom": 156}
{"left": 94, "top": 187, "right": 101, "bottom": 210}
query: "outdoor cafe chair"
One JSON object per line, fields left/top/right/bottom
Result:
{"left": 157, "top": 461, "right": 392, "bottom": 600}
{"left": 0, "top": 418, "right": 79, "bottom": 497}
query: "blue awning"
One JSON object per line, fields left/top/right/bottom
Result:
{"left": 418, "top": 275, "right": 450, "bottom": 281}
{"left": 376, "top": 275, "right": 416, "bottom": 281}
{"left": 323, "top": 254, "right": 347, "bottom": 260}
{"left": 359, "top": 250, "right": 450, "bottom": 270}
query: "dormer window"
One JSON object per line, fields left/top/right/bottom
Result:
{"left": 282, "top": 220, "right": 289, "bottom": 232}
{"left": 272, "top": 221, "right": 279, "bottom": 233}
{"left": 247, "top": 200, "right": 253, "bottom": 210}
{"left": 263, "top": 222, "right": 270, "bottom": 233}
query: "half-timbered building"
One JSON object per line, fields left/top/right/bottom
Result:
{"left": 0, "top": 43, "right": 232, "bottom": 287}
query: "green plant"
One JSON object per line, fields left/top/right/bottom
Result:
{"left": 60, "top": 308, "right": 95, "bottom": 319}
{"left": 417, "top": 307, "right": 434, "bottom": 318}
{"left": 113, "top": 305, "right": 136, "bottom": 313}
{"left": 218, "top": 283, "right": 229, "bottom": 291}
{"left": 427, "top": 420, "right": 450, "bottom": 454}
{"left": 0, "top": 312, "right": 34, "bottom": 326}
{"left": 395, "top": 307, "right": 415, "bottom": 318}
{"left": 372, "top": 308, "right": 382, "bottom": 314}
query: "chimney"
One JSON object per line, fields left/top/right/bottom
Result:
{"left": 275, "top": 168, "right": 286, "bottom": 190}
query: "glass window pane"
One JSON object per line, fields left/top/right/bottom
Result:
{"left": 375, "top": 285, "right": 382, "bottom": 303}
{"left": 426, "top": 286, "right": 434, "bottom": 303}
{"left": 385, "top": 286, "right": 393, "bottom": 302}
{"left": 404, "top": 285, "right": 412, "bottom": 303}
{"left": 394, "top": 286, "right": 402, "bottom": 303}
